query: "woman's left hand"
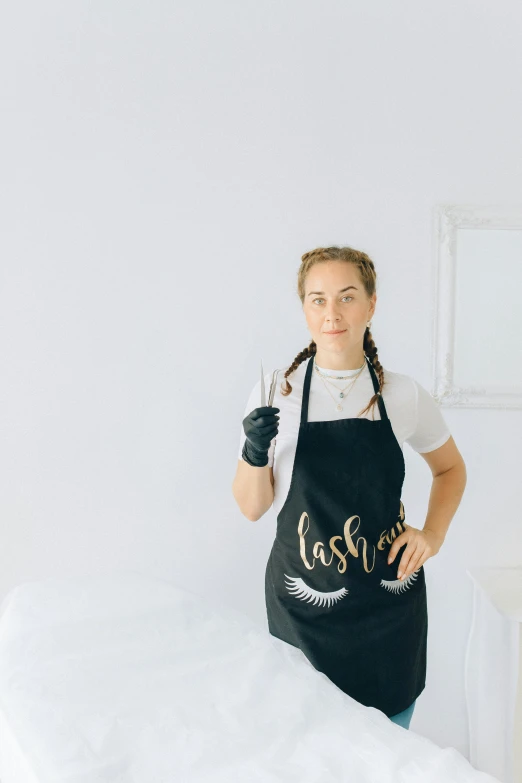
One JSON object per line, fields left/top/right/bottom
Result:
{"left": 387, "top": 524, "right": 444, "bottom": 581}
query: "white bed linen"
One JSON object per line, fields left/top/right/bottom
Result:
{"left": 0, "top": 571, "right": 500, "bottom": 783}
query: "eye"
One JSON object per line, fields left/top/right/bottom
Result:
{"left": 284, "top": 574, "right": 349, "bottom": 607}
{"left": 380, "top": 569, "right": 421, "bottom": 594}
{"left": 313, "top": 297, "right": 353, "bottom": 305}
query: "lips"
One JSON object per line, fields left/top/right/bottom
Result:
{"left": 324, "top": 330, "right": 346, "bottom": 334}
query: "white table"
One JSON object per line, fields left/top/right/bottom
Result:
{"left": 465, "top": 567, "right": 522, "bottom": 783}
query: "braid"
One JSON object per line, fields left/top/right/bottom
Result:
{"left": 281, "top": 340, "right": 317, "bottom": 395}
{"left": 358, "top": 326, "right": 385, "bottom": 420}
{"left": 281, "top": 246, "right": 385, "bottom": 419}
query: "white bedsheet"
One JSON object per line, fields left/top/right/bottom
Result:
{"left": 0, "top": 571, "right": 500, "bottom": 783}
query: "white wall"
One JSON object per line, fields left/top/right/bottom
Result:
{"left": 1, "top": 0, "right": 521, "bottom": 757}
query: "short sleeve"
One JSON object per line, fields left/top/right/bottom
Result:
{"left": 405, "top": 379, "right": 451, "bottom": 454}
{"left": 237, "top": 373, "right": 277, "bottom": 467}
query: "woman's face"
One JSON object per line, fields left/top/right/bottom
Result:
{"left": 302, "top": 261, "right": 376, "bottom": 356}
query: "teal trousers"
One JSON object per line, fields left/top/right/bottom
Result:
{"left": 389, "top": 699, "right": 416, "bottom": 729}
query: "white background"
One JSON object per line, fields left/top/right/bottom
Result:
{"left": 0, "top": 0, "right": 521, "bottom": 755}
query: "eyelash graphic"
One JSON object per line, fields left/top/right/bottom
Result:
{"left": 284, "top": 574, "right": 349, "bottom": 607}
{"left": 380, "top": 569, "right": 420, "bottom": 594}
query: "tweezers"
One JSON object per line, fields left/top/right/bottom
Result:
{"left": 260, "top": 360, "right": 278, "bottom": 407}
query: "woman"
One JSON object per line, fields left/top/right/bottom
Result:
{"left": 232, "top": 246, "right": 467, "bottom": 730}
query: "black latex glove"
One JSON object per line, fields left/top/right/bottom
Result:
{"left": 241, "top": 406, "right": 280, "bottom": 467}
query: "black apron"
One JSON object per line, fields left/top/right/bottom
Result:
{"left": 265, "top": 354, "right": 428, "bottom": 718}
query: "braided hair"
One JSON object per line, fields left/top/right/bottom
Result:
{"left": 281, "top": 246, "right": 384, "bottom": 420}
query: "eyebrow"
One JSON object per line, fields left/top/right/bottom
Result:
{"left": 307, "top": 286, "right": 358, "bottom": 296}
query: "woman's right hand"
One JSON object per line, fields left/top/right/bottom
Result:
{"left": 241, "top": 406, "right": 280, "bottom": 467}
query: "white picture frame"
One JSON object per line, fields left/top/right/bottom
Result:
{"left": 431, "top": 203, "right": 522, "bottom": 409}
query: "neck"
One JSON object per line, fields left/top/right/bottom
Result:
{"left": 314, "top": 348, "right": 366, "bottom": 371}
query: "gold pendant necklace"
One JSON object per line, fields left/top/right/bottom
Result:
{"left": 313, "top": 358, "right": 366, "bottom": 412}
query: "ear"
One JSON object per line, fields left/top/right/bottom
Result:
{"left": 369, "top": 293, "right": 377, "bottom": 320}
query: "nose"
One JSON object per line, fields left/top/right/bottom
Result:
{"left": 325, "top": 306, "right": 342, "bottom": 324}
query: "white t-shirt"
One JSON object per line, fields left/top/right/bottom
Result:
{"left": 238, "top": 358, "right": 452, "bottom": 518}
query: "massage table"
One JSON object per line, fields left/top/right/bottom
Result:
{"left": 0, "top": 571, "right": 501, "bottom": 782}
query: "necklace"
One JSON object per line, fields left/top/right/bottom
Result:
{"left": 313, "top": 357, "right": 367, "bottom": 412}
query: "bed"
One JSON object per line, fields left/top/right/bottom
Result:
{"left": 0, "top": 570, "right": 500, "bottom": 783}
